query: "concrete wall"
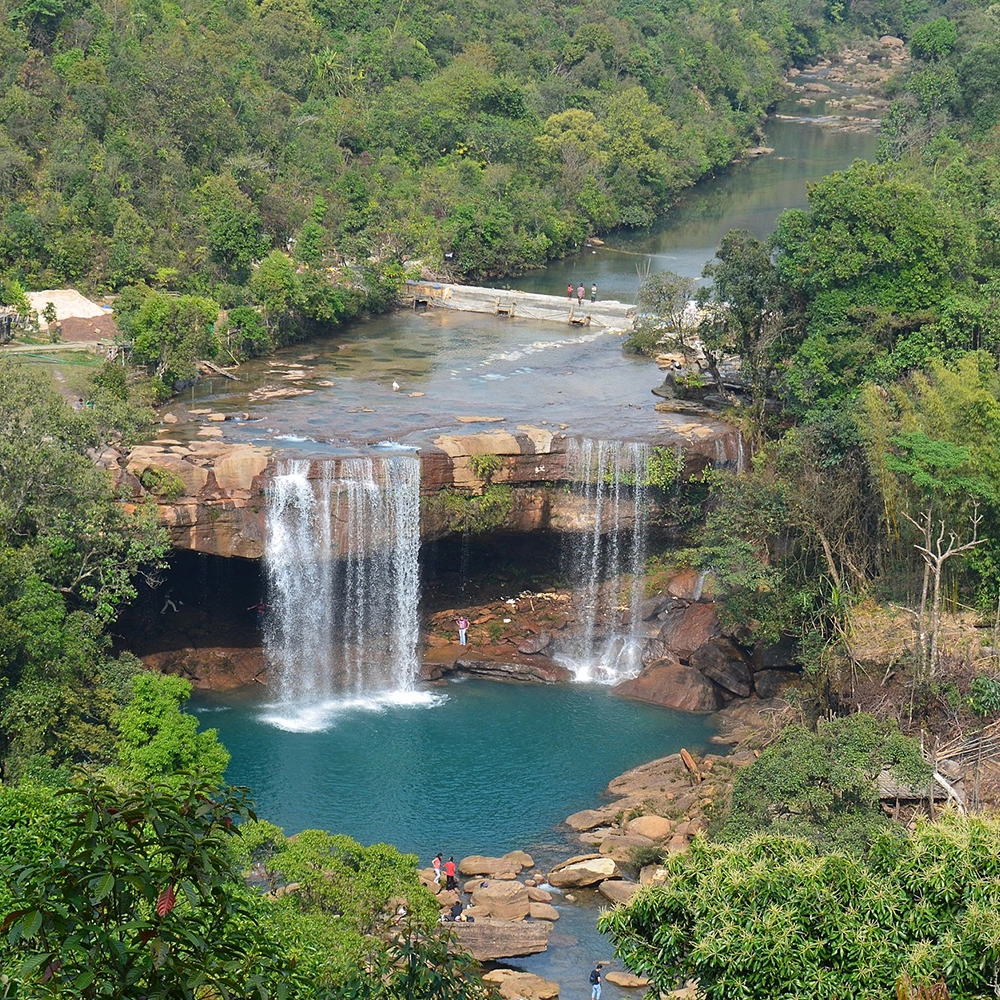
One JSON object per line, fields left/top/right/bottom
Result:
{"left": 406, "top": 281, "right": 637, "bottom": 334}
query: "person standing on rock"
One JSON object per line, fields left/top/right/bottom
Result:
{"left": 590, "top": 963, "right": 603, "bottom": 1000}
{"left": 456, "top": 616, "right": 469, "bottom": 645}
{"left": 445, "top": 856, "right": 457, "bottom": 890}
{"left": 432, "top": 853, "right": 443, "bottom": 884}
{"left": 577, "top": 283, "right": 585, "bottom": 305}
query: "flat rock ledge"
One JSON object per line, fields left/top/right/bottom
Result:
{"left": 450, "top": 918, "right": 551, "bottom": 961}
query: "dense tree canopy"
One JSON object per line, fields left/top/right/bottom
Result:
{"left": 600, "top": 815, "right": 1000, "bottom": 1000}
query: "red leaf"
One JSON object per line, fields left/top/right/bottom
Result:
{"left": 156, "top": 885, "right": 176, "bottom": 918}
{"left": 41, "top": 959, "right": 62, "bottom": 983}
{"left": 139, "top": 930, "right": 156, "bottom": 943}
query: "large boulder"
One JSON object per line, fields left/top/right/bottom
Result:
{"left": 483, "top": 969, "right": 560, "bottom": 999}
{"left": 564, "top": 805, "right": 621, "bottom": 832}
{"left": 598, "top": 880, "right": 639, "bottom": 905}
{"left": 690, "top": 638, "right": 752, "bottom": 697}
{"left": 517, "top": 631, "right": 553, "bottom": 654}
{"left": 529, "top": 901, "right": 560, "bottom": 921}
{"left": 505, "top": 850, "right": 535, "bottom": 869}
{"left": 450, "top": 918, "right": 551, "bottom": 961}
{"left": 527, "top": 885, "right": 553, "bottom": 903}
{"left": 627, "top": 814, "right": 673, "bottom": 840}
{"left": 470, "top": 880, "right": 531, "bottom": 920}
{"left": 658, "top": 603, "right": 719, "bottom": 660}
{"left": 547, "top": 855, "right": 619, "bottom": 888}
{"left": 613, "top": 660, "right": 723, "bottom": 713}
{"left": 598, "top": 833, "right": 653, "bottom": 863}
{"left": 460, "top": 855, "right": 523, "bottom": 877}
{"left": 605, "top": 970, "right": 650, "bottom": 988}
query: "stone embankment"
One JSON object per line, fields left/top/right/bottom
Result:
{"left": 404, "top": 281, "right": 637, "bottom": 334}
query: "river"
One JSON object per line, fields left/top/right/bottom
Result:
{"left": 188, "top": 84, "right": 876, "bottom": 995}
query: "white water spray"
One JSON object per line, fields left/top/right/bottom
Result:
{"left": 560, "top": 438, "right": 650, "bottom": 684}
{"left": 263, "top": 455, "right": 422, "bottom": 718}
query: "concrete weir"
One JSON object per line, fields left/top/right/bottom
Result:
{"left": 405, "top": 280, "right": 637, "bottom": 333}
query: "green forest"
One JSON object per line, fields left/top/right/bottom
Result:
{"left": 5, "top": 0, "right": 1000, "bottom": 988}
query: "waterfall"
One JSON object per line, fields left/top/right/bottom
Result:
{"left": 560, "top": 438, "right": 650, "bottom": 684}
{"left": 263, "top": 455, "right": 422, "bottom": 715}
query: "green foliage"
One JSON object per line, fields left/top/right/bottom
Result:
{"left": 0, "top": 773, "right": 300, "bottom": 998}
{"left": 910, "top": 18, "right": 957, "bottom": 61}
{"left": 468, "top": 453, "right": 502, "bottom": 483}
{"left": 599, "top": 814, "right": 1000, "bottom": 1000}
{"left": 139, "top": 466, "right": 187, "bottom": 501}
{"left": 646, "top": 446, "right": 682, "bottom": 491}
{"left": 719, "top": 713, "right": 932, "bottom": 851}
{"left": 432, "top": 485, "right": 513, "bottom": 534}
{"left": 968, "top": 674, "right": 1000, "bottom": 717}
{"left": 113, "top": 672, "right": 230, "bottom": 783}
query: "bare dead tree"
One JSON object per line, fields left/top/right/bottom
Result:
{"left": 903, "top": 500, "right": 984, "bottom": 679}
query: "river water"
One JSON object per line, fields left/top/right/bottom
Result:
{"left": 190, "top": 86, "right": 876, "bottom": 994}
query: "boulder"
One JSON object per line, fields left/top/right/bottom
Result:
{"left": 450, "top": 918, "right": 551, "bottom": 961}
{"left": 880, "top": 34, "right": 904, "bottom": 47}
{"left": 548, "top": 855, "right": 619, "bottom": 888}
{"left": 470, "top": 880, "right": 531, "bottom": 920}
{"left": 460, "top": 855, "right": 522, "bottom": 877}
{"left": 504, "top": 850, "right": 535, "bottom": 869}
{"left": 613, "top": 660, "right": 723, "bottom": 713}
{"left": 527, "top": 885, "right": 553, "bottom": 903}
{"left": 658, "top": 603, "right": 719, "bottom": 660}
{"left": 483, "top": 969, "right": 560, "bottom": 999}
{"left": 517, "top": 631, "right": 553, "bottom": 654}
{"left": 802, "top": 82, "right": 831, "bottom": 92}
{"left": 641, "top": 637, "right": 671, "bottom": 666}
{"left": 639, "top": 864, "right": 668, "bottom": 885}
{"left": 529, "top": 902, "right": 560, "bottom": 921}
{"left": 627, "top": 815, "right": 673, "bottom": 840}
{"left": 599, "top": 833, "right": 654, "bottom": 862}
{"left": 690, "top": 638, "right": 752, "bottom": 697}
{"left": 598, "top": 880, "right": 639, "bottom": 905}
{"left": 605, "top": 971, "right": 650, "bottom": 988}
{"left": 565, "top": 805, "right": 621, "bottom": 832}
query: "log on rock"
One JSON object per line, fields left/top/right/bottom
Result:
{"left": 449, "top": 917, "right": 551, "bottom": 960}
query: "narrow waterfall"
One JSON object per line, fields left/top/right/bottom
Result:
{"left": 561, "top": 438, "right": 651, "bottom": 683}
{"left": 263, "top": 455, "right": 421, "bottom": 711}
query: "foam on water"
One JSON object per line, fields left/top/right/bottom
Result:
{"left": 259, "top": 689, "right": 446, "bottom": 733}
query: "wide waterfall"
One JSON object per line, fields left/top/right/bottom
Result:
{"left": 560, "top": 438, "right": 651, "bottom": 684}
{"left": 263, "top": 455, "right": 422, "bottom": 724}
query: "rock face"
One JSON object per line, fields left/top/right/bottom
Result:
{"left": 613, "top": 660, "right": 723, "bottom": 713}
{"left": 115, "top": 441, "right": 271, "bottom": 558}
{"left": 547, "top": 855, "right": 619, "bottom": 888}
{"left": 449, "top": 918, "right": 551, "bottom": 961}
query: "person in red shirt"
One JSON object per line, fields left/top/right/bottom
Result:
{"left": 444, "top": 856, "right": 457, "bottom": 890}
